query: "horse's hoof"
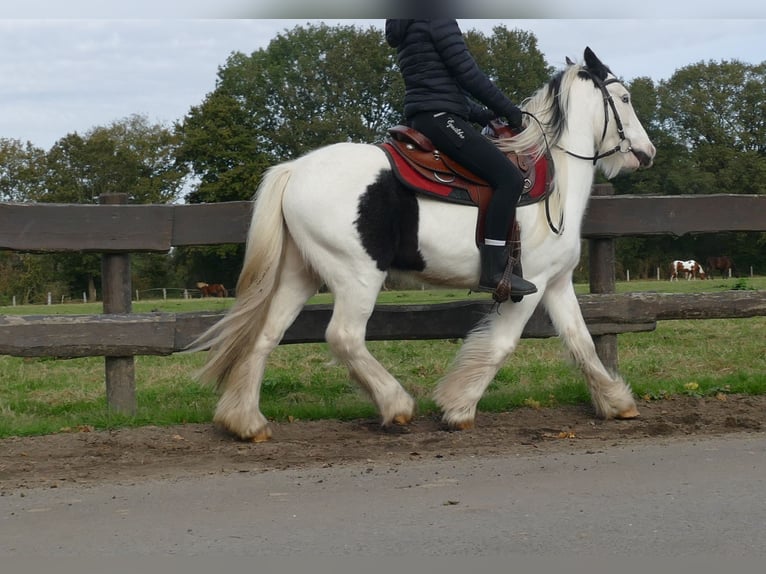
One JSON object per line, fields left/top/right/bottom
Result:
{"left": 392, "top": 413, "right": 413, "bottom": 426}
{"left": 250, "top": 427, "right": 273, "bottom": 443}
{"left": 444, "top": 419, "right": 474, "bottom": 431}
{"left": 616, "top": 405, "right": 640, "bottom": 419}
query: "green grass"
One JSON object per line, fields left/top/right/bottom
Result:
{"left": 1, "top": 277, "right": 764, "bottom": 438}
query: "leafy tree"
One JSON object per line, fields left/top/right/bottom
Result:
{"left": 464, "top": 25, "right": 554, "bottom": 104}
{"left": 43, "top": 114, "right": 186, "bottom": 204}
{"left": 0, "top": 251, "right": 64, "bottom": 305}
{"left": 176, "top": 90, "right": 268, "bottom": 204}
{"left": 656, "top": 60, "right": 766, "bottom": 196}
{"left": 0, "top": 139, "right": 47, "bottom": 202}
{"left": 220, "top": 23, "right": 403, "bottom": 160}
{"left": 178, "top": 22, "right": 403, "bottom": 203}
{"left": 32, "top": 115, "right": 187, "bottom": 300}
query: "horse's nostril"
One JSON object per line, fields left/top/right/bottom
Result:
{"left": 634, "top": 150, "right": 653, "bottom": 167}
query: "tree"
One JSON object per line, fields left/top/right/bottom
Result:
{"left": 43, "top": 114, "right": 187, "bottom": 204}
{"left": 218, "top": 23, "right": 403, "bottom": 160}
{"left": 176, "top": 90, "right": 269, "bottom": 204}
{"left": 657, "top": 60, "right": 766, "bottom": 195}
{"left": 177, "top": 23, "right": 403, "bottom": 203}
{"left": 0, "top": 138, "right": 47, "bottom": 202}
{"left": 35, "top": 115, "right": 187, "bottom": 300}
{"left": 463, "top": 25, "right": 554, "bottom": 104}
{"left": 610, "top": 61, "right": 766, "bottom": 277}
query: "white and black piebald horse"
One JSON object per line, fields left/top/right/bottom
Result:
{"left": 190, "top": 47, "right": 656, "bottom": 442}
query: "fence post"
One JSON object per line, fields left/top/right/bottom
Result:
{"left": 588, "top": 184, "right": 619, "bottom": 373}
{"left": 100, "top": 193, "right": 136, "bottom": 415}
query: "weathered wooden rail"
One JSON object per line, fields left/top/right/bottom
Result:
{"left": 2, "top": 187, "right": 765, "bottom": 414}
{"left": 1, "top": 291, "right": 764, "bottom": 358}
{"left": 3, "top": 192, "right": 764, "bottom": 253}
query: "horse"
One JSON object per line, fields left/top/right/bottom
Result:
{"left": 706, "top": 255, "right": 736, "bottom": 279}
{"left": 669, "top": 260, "right": 685, "bottom": 281}
{"left": 197, "top": 282, "right": 228, "bottom": 298}
{"left": 669, "top": 260, "right": 706, "bottom": 281}
{"left": 189, "top": 47, "right": 656, "bottom": 442}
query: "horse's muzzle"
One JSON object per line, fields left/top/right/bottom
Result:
{"left": 633, "top": 149, "right": 654, "bottom": 168}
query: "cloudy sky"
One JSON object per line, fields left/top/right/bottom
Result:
{"left": 1, "top": 12, "right": 764, "bottom": 149}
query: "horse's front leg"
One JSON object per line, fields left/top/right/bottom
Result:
{"left": 434, "top": 296, "right": 540, "bottom": 430}
{"left": 542, "top": 277, "right": 638, "bottom": 419}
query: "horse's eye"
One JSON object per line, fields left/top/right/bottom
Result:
{"left": 622, "top": 94, "right": 630, "bottom": 104}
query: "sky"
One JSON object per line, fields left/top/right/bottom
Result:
{"left": 1, "top": 10, "right": 764, "bottom": 150}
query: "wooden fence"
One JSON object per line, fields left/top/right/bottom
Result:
{"left": 2, "top": 186, "right": 766, "bottom": 414}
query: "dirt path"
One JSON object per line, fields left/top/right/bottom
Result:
{"left": 1, "top": 394, "right": 764, "bottom": 491}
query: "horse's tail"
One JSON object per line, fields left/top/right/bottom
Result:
{"left": 188, "top": 161, "right": 293, "bottom": 390}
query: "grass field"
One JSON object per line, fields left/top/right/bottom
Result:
{"left": 1, "top": 276, "right": 764, "bottom": 438}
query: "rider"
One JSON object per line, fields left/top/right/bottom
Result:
{"left": 385, "top": 19, "right": 537, "bottom": 300}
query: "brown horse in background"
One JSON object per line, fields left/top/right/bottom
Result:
{"left": 197, "top": 281, "right": 228, "bottom": 297}
{"left": 706, "top": 256, "right": 736, "bottom": 279}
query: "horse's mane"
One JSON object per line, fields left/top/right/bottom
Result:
{"left": 493, "top": 62, "right": 591, "bottom": 246}
{"left": 496, "top": 62, "right": 584, "bottom": 161}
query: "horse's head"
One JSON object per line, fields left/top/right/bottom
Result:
{"left": 574, "top": 47, "right": 656, "bottom": 178}
{"left": 501, "top": 47, "right": 656, "bottom": 180}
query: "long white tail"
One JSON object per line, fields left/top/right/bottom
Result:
{"left": 188, "top": 161, "right": 293, "bottom": 389}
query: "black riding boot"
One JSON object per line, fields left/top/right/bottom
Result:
{"left": 478, "top": 244, "right": 538, "bottom": 300}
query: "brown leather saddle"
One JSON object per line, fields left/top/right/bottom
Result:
{"left": 378, "top": 120, "right": 554, "bottom": 246}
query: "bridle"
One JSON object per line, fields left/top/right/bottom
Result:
{"left": 560, "top": 74, "right": 634, "bottom": 165}
{"left": 519, "top": 71, "right": 635, "bottom": 236}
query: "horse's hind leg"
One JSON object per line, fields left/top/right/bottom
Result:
{"left": 214, "top": 238, "right": 321, "bottom": 441}
{"left": 543, "top": 278, "right": 638, "bottom": 419}
{"left": 324, "top": 278, "right": 416, "bottom": 428}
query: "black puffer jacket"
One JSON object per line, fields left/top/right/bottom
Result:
{"left": 385, "top": 19, "right": 521, "bottom": 126}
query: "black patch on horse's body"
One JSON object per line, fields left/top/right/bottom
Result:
{"left": 355, "top": 169, "right": 425, "bottom": 273}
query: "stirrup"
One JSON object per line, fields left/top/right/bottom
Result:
{"left": 493, "top": 268, "right": 537, "bottom": 303}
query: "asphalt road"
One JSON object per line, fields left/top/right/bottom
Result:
{"left": 2, "top": 432, "right": 764, "bottom": 557}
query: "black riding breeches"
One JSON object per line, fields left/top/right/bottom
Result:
{"left": 409, "top": 111, "right": 524, "bottom": 242}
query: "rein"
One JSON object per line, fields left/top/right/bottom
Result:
{"left": 560, "top": 75, "right": 633, "bottom": 164}
{"left": 520, "top": 111, "right": 564, "bottom": 236}
{"left": 521, "top": 72, "right": 633, "bottom": 236}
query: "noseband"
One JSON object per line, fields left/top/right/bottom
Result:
{"left": 562, "top": 74, "right": 633, "bottom": 164}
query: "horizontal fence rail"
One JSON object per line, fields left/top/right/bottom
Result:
{"left": 2, "top": 189, "right": 766, "bottom": 414}
{"left": 2, "top": 292, "right": 765, "bottom": 358}
{"left": 2, "top": 194, "right": 765, "bottom": 253}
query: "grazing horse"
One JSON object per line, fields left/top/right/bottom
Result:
{"left": 692, "top": 261, "right": 706, "bottom": 280}
{"left": 670, "top": 260, "right": 706, "bottom": 281}
{"left": 197, "top": 282, "right": 228, "bottom": 298}
{"left": 189, "top": 47, "right": 655, "bottom": 442}
{"left": 706, "top": 255, "right": 736, "bottom": 279}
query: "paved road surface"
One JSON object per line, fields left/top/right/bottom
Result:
{"left": 2, "top": 433, "right": 764, "bottom": 556}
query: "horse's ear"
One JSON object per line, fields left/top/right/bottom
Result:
{"left": 565, "top": 56, "right": 575, "bottom": 66}
{"left": 583, "top": 46, "right": 610, "bottom": 80}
